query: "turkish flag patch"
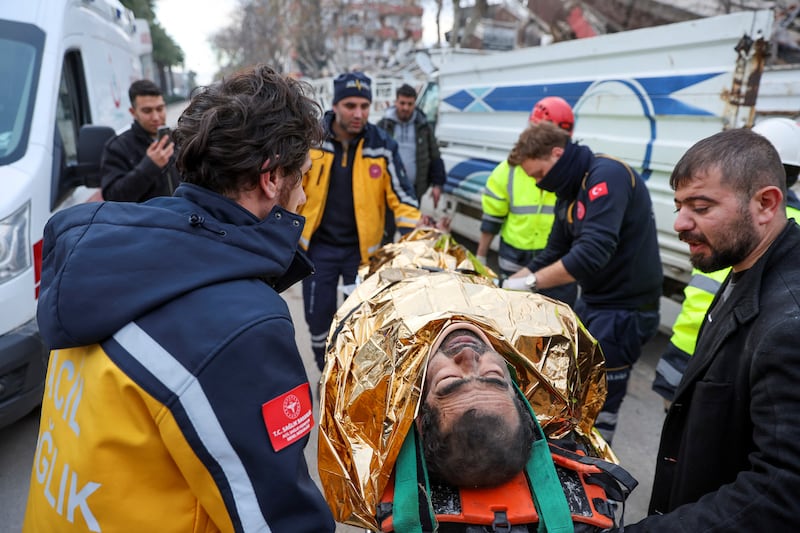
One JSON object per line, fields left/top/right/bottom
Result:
{"left": 262, "top": 383, "right": 314, "bottom": 452}
{"left": 588, "top": 182, "right": 609, "bottom": 201}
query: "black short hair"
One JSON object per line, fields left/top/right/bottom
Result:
{"left": 396, "top": 83, "right": 417, "bottom": 99}
{"left": 418, "top": 391, "right": 535, "bottom": 487}
{"left": 172, "top": 64, "right": 323, "bottom": 197}
{"left": 671, "top": 128, "right": 787, "bottom": 201}
{"left": 128, "top": 79, "right": 162, "bottom": 106}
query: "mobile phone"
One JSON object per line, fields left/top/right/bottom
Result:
{"left": 157, "top": 126, "right": 171, "bottom": 141}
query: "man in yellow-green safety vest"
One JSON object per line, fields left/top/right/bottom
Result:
{"left": 653, "top": 118, "right": 800, "bottom": 405}
{"left": 476, "top": 96, "right": 578, "bottom": 305}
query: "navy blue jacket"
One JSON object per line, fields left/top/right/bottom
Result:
{"left": 35, "top": 184, "right": 334, "bottom": 532}
{"left": 529, "top": 142, "right": 662, "bottom": 309}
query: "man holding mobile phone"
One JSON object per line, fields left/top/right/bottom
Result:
{"left": 157, "top": 125, "right": 171, "bottom": 141}
{"left": 100, "top": 79, "right": 180, "bottom": 202}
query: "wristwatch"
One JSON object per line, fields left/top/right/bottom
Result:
{"left": 525, "top": 273, "right": 538, "bottom": 291}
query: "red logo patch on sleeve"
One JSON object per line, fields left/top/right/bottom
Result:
{"left": 262, "top": 383, "right": 313, "bottom": 452}
{"left": 588, "top": 182, "right": 609, "bottom": 201}
{"left": 576, "top": 200, "right": 586, "bottom": 220}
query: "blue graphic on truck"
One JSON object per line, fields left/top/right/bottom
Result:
{"left": 442, "top": 72, "right": 724, "bottom": 203}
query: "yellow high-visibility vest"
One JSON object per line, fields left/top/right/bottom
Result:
{"left": 481, "top": 161, "right": 557, "bottom": 251}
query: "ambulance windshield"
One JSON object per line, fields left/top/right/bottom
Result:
{"left": 0, "top": 20, "right": 44, "bottom": 166}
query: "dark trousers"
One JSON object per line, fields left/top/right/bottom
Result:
{"left": 574, "top": 299, "right": 660, "bottom": 443}
{"left": 302, "top": 241, "right": 360, "bottom": 371}
{"left": 652, "top": 341, "right": 691, "bottom": 403}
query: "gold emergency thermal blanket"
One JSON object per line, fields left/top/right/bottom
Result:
{"left": 317, "top": 229, "right": 608, "bottom": 529}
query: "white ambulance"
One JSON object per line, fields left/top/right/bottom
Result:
{"left": 0, "top": 0, "right": 151, "bottom": 427}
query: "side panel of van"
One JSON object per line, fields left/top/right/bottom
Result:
{"left": 0, "top": 1, "right": 144, "bottom": 428}
{"left": 430, "top": 10, "right": 786, "bottom": 293}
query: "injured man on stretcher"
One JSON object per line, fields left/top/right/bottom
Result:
{"left": 317, "top": 229, "right": 637, "bottom": 532}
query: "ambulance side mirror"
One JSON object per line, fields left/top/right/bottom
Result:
{"left": 53, "top": 125, "right": 117, "bottom": 210}
{"left": 74, "top": 125, "right": 115, "bottom": 188}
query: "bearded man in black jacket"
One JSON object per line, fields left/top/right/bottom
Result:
{"left": 625, "top": 127, "right": 800, "bottom": 532}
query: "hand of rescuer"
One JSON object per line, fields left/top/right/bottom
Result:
{"left": 501, "top": 276, "right": 530, "bottom": 291}
{"left": 431, "top": 185, "right": 442, "bottom": 209}
{"left": 416, "top": 214, "right": 452, "bottom": 232}
{"left": 502, "top": 267, "right": 535, "bottom": 291}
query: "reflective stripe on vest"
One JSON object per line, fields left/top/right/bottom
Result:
{"left": 670, "top": 269, "right": 728, "bottom": 355}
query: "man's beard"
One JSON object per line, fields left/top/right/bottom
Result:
{"left": 683, "top": 207, "right": 759, "bottom": 272}
{"left": 337, "top": 115, "right": 365, "bottom": 137}
{"left": 276, "top": 180, "right": 298, "bottom": 213}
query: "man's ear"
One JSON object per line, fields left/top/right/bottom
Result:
{"left": 259, "top": 169, "right": 280, "bottom": 201}
{"left": 552, "top": 146, "right": 564, "bottom": 159}
{"left": 754, "top": 185, "right": 783, "bottom": 224}
{"left": 128, "top": 106, "right": 136, "bottom": 119}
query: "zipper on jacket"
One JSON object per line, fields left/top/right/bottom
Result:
{"left": 317, "top": 163, "right": 325, "bottom": 186}
{"left": 188, "top": 213, "right": 226, "bottom": 236}
{"left": 341, "top": 141, "right": 349, "bottom": 167}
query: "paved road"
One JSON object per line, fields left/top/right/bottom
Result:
{"left": 0, "top": 406, "right": 39, "bottom": 532}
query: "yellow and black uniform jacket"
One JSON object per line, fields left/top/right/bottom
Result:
{"left": 299, "top": 112, "right": 420, "bottom": 263}
{"left": 23, "top": 184, "right": 334, "bottom": 533}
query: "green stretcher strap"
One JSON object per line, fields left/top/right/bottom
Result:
{"left": 392, "top": 427, "right": 435, "bottom": 532}
{"left": 516, "top": 384, "right": 575, "bottom": 533}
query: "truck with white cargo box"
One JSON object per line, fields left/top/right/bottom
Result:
{"left": 0, "top": 0, "right": 150, "bottom": 427}
{"left": 417, "top": 9, "right": 799, "bottom": 327}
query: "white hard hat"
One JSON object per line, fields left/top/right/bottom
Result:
{"left": 752, "top": 118, "right": 800, "bottom": 167}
